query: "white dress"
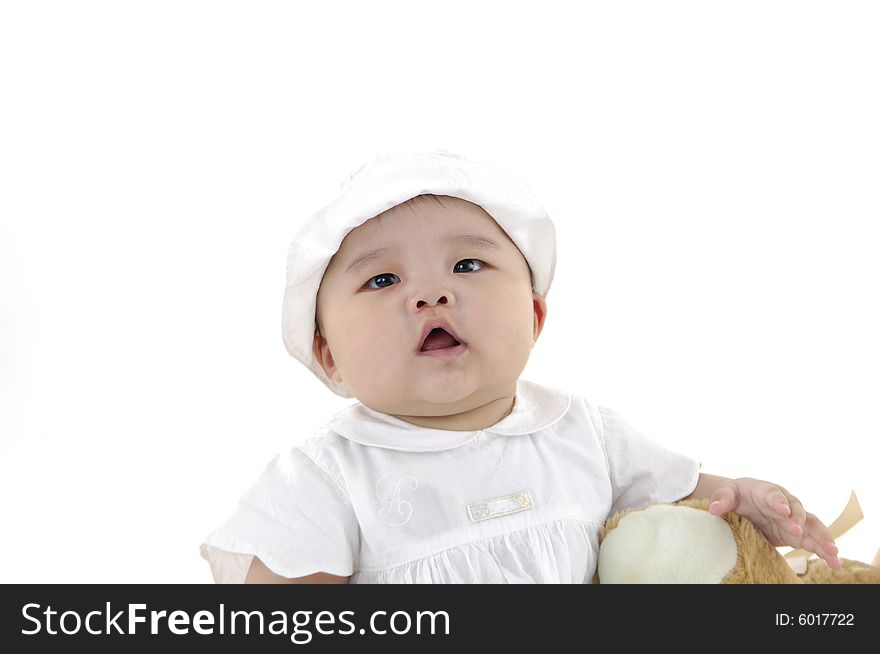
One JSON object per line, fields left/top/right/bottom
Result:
{"left": 199, "top": 379, "right": 700, "bottom": 583}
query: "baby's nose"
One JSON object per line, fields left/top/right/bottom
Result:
{"left": 415, "top": 295, "right": 448, "bottom": 309}
{"left": 408, "top": 279, "right": 456, "bottom": 312}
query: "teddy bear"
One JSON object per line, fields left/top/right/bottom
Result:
{"left": 596, "top": 493, "right": 880, "bottom": 583}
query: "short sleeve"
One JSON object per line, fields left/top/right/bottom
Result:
{"left": 199, "top": 446, "right": 359, "bottom": 583}
{"left": 599, "top": 407, "right": 701, "bottom": 516}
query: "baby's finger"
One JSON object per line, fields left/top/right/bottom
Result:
{"left": 799, "top": 532, "right": 842, "bottom": 570}
{"left": 760, "top": 486, "right": 793, "bottom": 518}
{"left": 707, "top": 485, "right": 738, "bottom": 515}
{"left": 803, "top": 513, "right": 841, "bottom": 569}
{"left": 778, "top": 490, "right": 807, "bottom": 538}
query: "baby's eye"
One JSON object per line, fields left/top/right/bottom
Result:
{"left": 453, "top": 259, "right": 485, "bottom": 273}
{"left": 365, "top": 273, "right": 400, "bottom": 289}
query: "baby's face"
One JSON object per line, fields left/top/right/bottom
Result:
{"left": 314, "top": 195, "right": 546, "bottom": 422}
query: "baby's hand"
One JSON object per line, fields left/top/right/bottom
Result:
{"left": 706, "top": 478, "right": 842, "bottom": 569}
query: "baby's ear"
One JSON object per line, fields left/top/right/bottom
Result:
{"left": 312, "top": 329, "right": 342, "bottom": 382}
{"left": 532, "top": 293, "right": 547, "bottom": 342}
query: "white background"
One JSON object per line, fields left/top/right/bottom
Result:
{"left": 1, "top": 1, "right": 878, "bottom": 582}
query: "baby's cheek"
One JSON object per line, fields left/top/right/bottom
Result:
{"left": 481, "top": 317, "right": 534, "bottom": 370}
{"left": 494, "top": 289, "right": 539, "bottom": 342}
{"left": 367, "top": 324, "right": 414, "bottom": 366}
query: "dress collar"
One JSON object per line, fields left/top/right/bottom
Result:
{"left": 326, "top": 379, "right": 572, "bottom": 452}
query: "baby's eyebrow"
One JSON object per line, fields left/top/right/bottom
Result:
{"left": 445, "top": 233, "right": 503, "bottom": 252}
{"left": 344, "top": 233, "right": 502, "bottom": 276}
{"left": 345, "top": 244, "right": 399, "bottom": 276}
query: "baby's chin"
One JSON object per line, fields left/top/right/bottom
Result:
{"left": 364, "top": 392, "right": 478, "bottom": 418}
{"left": 353, "top": 380, "right": 484, "bottom": 416}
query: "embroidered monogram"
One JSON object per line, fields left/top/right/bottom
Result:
{"left": 375, "top": 472, "right": 419, "bottom": 527}
{"left": 466, "top": 433, "right": 509, "bottom": 468}
{"left": 467, "top": 490, "right": 534, "bottom": 523}
{"left": 479, "top": 436, "right": 509, "bottom": 468}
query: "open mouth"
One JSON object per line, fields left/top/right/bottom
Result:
{"left": 419, "top": 328, "right": 462, "bottom": 352}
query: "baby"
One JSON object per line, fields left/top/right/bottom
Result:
{"left": 200, "top": 151, "right": 841, "bottom": 583}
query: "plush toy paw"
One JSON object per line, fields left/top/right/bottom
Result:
{"left": 597, "top": 498, "right": 880, "bottom": 584}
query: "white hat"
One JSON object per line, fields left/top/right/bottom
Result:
{"left": 282, "top": 150, "right": 556, "bottom": 398}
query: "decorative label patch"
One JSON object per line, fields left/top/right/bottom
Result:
{"left": 466, "top": 490, "right": 534, "bottom": 523}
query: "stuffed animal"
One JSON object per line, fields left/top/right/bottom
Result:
{"left": 596, "top": 495, "right": 880, "bottom": 583}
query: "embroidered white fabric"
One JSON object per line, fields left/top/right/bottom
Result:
{"left": 199, "top": 379, "right": 701, "bottom": 584}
